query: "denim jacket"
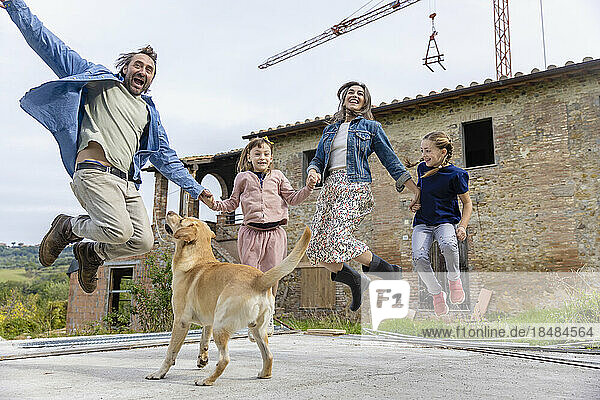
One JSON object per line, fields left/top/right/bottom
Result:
{"left": 4, "top": 0, "right": 205, "bottom": 198}
{"left": 307, "top": 116, "right": 411, "bottom": 188}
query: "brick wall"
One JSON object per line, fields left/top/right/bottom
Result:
{"left": 65, "top": 267, "right": 108, "bottom": 332}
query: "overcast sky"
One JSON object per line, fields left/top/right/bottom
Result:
{"left": 1, "top": 0, "right": 598, "bottom": 244}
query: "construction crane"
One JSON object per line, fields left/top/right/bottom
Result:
{"left": 493, "top": 0, "right": 512, "bottom": 78}
{"left": 258, "top": 0, "right": 512, "bottom": 80}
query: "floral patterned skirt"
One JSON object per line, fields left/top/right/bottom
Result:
{"left": 306, "top": 170, "right": 374, "bottom": 264}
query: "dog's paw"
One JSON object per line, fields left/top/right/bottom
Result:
{"left": 257, "top": 373, "right": 272, "bottom": 379}
{"left": 145, "top": 371, "right": 166, "bottom": 380}
{"left": 195, "top": 378, "right": 214, "bottom": 386}
{"left": 197, "top": 356, "right": 209, "bottom": 368}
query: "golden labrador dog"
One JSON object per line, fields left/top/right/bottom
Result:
{"left": 146, "top": 211, "right": 310, "bottom": 386}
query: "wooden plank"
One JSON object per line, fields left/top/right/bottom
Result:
{"left": 471, "top": 288, "right": 493, "bottom": 321}
{"left": 305, "top": 329, "right": 346, "bottom": 336}
{"left": 300, "top": 266, "right": 335, "bottom": 308}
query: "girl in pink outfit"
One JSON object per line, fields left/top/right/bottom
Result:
{"left": 205, "top": 137, "right": 317, "bottom": 299}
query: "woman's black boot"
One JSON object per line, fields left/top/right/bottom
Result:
{"left": 331, "top": 263, "right": 370, "bottom": 311}
{"left": 362, "top": 254, "right": 402, "bottom": 279}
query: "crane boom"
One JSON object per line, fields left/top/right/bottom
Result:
{"left": 259, "top": 0, "right": 512, "bottom": 79}
{"left": 258, "top": 0, "right": 423, "bottom": 69}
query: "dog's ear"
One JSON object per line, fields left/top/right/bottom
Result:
{"left": 199, "top": 222, "right": 216, "bottom": 239}
{"left": 174, "top": 227, "right": 196, "bottom": 242}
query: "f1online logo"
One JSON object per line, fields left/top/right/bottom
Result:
{"left": 369, "top": 280, "right": 410, "bottom": 330}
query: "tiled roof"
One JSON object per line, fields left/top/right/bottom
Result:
{"left": 243, "top": 57, "right": 600, "bottom": 139}
{"left": 142, "top": 148, "right": 242, "bottom": 172}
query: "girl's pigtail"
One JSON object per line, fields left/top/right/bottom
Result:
{"left": 404, "top": 157, "right": 423, "bottom": 169}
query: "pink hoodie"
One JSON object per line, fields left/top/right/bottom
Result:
{"left": 212, "top": 170, "right": 313, "bottom": 224}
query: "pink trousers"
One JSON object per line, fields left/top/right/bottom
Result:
{"left": 237, "top": 225, "right": 287, "bottom": 272}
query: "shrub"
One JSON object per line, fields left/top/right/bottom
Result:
{"left": 0, "top": 288, "right": 40, "bottom": 339}
{"left": 128, "top": 253, "right": 173, "bottom": 332}
{"left": 0, "top": 279, "right": 69, "bottom": 339}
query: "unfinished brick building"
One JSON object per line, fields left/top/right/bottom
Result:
{"left": 66, "top": 58, "right": 600, "bottom": 331}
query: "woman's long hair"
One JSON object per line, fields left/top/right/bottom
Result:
{"left": 405, "top": 131, "right": 454, "bottom": 179}
{"left": 331, "top": 81, "right": 374, "bottom": 123}
{"left": 237, "top": 137, "right": 274, "bottom": 173}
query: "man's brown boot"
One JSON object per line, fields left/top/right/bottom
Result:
{"left": 73, "top": 242, "right": 104, "bottom": 294}
{"left": 39, "top": 214, "right": 82, "bottom": 267}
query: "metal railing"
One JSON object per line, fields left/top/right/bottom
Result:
{"left": 216, "top": 212, "right": 243, "bottom": 226}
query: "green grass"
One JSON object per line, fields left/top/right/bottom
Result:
{"left": 280, "top": 315, "right": 362, "bottom": 334}
{"left": 0, "top": 268, "right": 29, "bottom": 283}
{"left": 376, "top": 318, "right": 453, "bottom": 335}
{"left": 499, "top": 291, "right": 600, "bottom": 324}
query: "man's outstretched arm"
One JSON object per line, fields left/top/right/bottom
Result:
{"left": 148, "top": 121, "right": 207, "bottom": 200}
{"left": 1, "top": 0, "right": 93, "bottom": 78}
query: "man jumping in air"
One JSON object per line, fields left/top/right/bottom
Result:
{"left": 1, "top": 0, "right": 209, "bottom": 293}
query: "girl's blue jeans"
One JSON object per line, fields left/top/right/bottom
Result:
{"left": 412, "top": 223, "right": 460, "bottom": 295}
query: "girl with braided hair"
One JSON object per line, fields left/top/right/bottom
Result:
{"left": 407, "top": 132, "right": 473, "bottom": 316}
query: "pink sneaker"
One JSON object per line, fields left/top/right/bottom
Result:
{"left": 432, "top": 291, "right": 448, "bottom": 316}
{"left": 448, "top": 278, "right": 465, "bottom": 305}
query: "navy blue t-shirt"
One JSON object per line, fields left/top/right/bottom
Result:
{"left": 413, "top": 163, "right": 469, "bottom": 226}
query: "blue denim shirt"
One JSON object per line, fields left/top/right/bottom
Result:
{"left": 307, "top": 116, "right": 411, "bottom": 187}
{"left": 4, "top": 0, "right": 205, "bottom": 199}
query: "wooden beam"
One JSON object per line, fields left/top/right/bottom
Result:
{"left": 471, "top": 288, "right": 493, "bottom": 321}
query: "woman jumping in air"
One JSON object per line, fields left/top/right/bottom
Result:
{"left": 305, "top": 81, "right": 420, "bottom": 311}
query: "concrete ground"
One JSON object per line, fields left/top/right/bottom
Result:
{"left": 1, "top": 333, "right": 599, "bottom": 400}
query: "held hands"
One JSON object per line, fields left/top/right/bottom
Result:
{"left": 409, "top": 201, "right": 421, "bottom": 212}
{"left": 456, "top": 226, "right": 467, "bottom": 241}
{"left": 199, "top": 189, "right": 215, "bottom": 209}
{"left": 306, "top": 172, "right": 319, "bottom": 190}
{"left": 307, "top": 169, "right": 321, "bottom": 190}
{"left": 408, "top": 188, "right": 421, "bottom": 213}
